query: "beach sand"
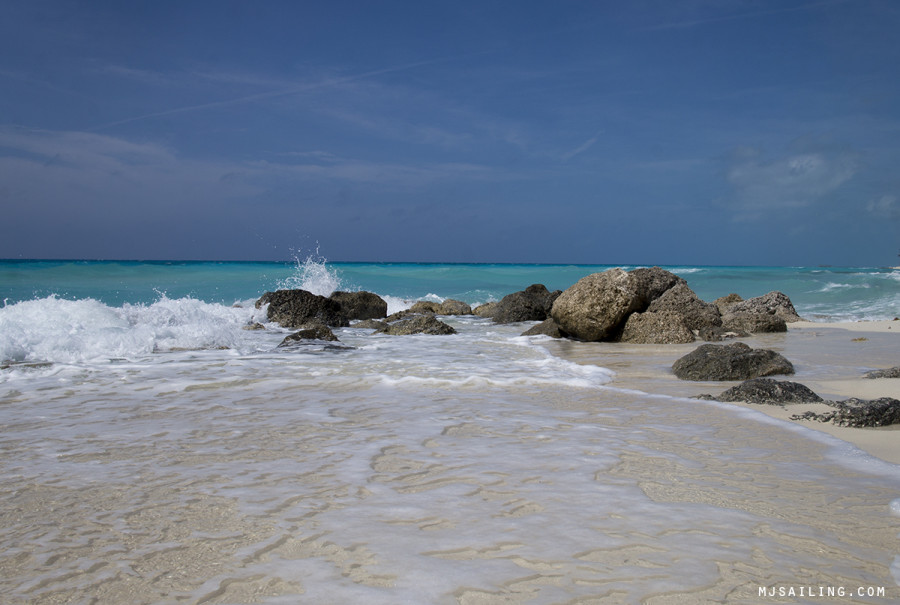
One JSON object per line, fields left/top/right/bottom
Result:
{"left": 545, "top": 319, "right": 900, "bottom": 465}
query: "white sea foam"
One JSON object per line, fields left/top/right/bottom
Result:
{"left": 0, "top": 295, "right": 262, "bottom": 364}
{"left": 277, "top": 251, "right": 343, "bottom": 296}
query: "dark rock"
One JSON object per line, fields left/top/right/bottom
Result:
{"left": 711, "top": 378, "right": 823, "bottom": 404}
{"left": 722, "top": 291, "right": 802, "bottom": 324}
{"left": 278, "top": 322, "right": 339, "bottom": 346}
{"left": 672, "top": 342, "right": 794, "bottom": 381}
{"left": 329, "top": 291, "right": 388, "bottom": 320}
{"left": 792, "top": 398, "right": 900, "bottom": 427}
{"left": 473, "top": 302, "right": 499, "bottom": 318}
{"left": 257, "top": 289, "right": 349, "bottom": 328}
{"left": 646, "top": 282, "right": 722, "bottom": 331}
{"left": 521, "top": 318, "right": 566, "bottom": 338}
{"left": 864, "top": 367, "right": 900, "bottom": 379}
{"left": 375, "top": 315, "right": 457, "bottom": 335}
{"left": 619, "top": 311, "right": 695, "bottom": 344}
{"left": 493, "top": 284, "right": 561, "bottom": 324}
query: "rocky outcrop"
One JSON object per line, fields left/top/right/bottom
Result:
{"left": 256, "top": 290, "right": 348, "bottom": 328}
{"left": 374, "top": 315, "right": 457, "bottom": 335}
{"left": 619, "top": 311, "right": 695, "bottom": 344}
{"left": 864, "top": 367, "right": 900, "bottom": 379}
{"left": 703, "top": 378, "right": 823, "bottom": 404}
{"left": 646, "top": 282, "right": 722, "bottom": 332}
{"left": 792, "top": 398, "right": 900, "bottom": 427}
{"left": 721, "top": 291, "right": 801, "bottom": 333}
{"left": 329, "top": 291, "right": 387, "bottom": 321}
{"left": 492, "top": 284, "right": 561, "bottom": 324}
{"left": 672, "top": 342, "right": 794, "bottom": 381}
{"left": 353, "top": 319, "right": 388, "bottom": 330}
{"left": 549, "top": 267, "right": 686, "bottom": 341}
{"left": 520, "top": 318, "right": 566, "bottom": 338}
{"left": 278, "top": 322, "right": 339, "bottom": 346}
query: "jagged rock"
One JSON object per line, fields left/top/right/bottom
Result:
{"left": 792, "top": 398, "right": 900, "bottom": 427}
{"left": 722, "top": 291, "right": 802, "bottom": 324}
{"left": 646, "top": 282, "right": 722, "bottom": 331}
{"left": 672, "top": 342, "right": 794, "bottom": 381}
{"left": 329, "top": 291, "right": 387, "bottom": 320}
{"left": 619, "top": 311, "right": 695, "bottom": 344}
{"left": 708, "top": 378, "right": 823, "bottom": 404}
{"left": 256, "top": 290, "right": 349, "bottom": 328}
{"left": 438, "top": 299, "right": 473, "bottom": 315}
{"left": 242, "top": 322, "right": 266, "bottom": 331}
{"left": 474, "top": 302, "right": 499, "bottom": 318}
{"left": 492, "top": 284, "right": 561, "bottom": 324}
{"left": 714, "top": 293, "right": 743, "bottom": 315}
{"left": 521, "top": 318, "right": 566, "bottom": 338}
{"left": 278, "top": 322, "right": 339, "bottom": 345}
{"left": 375, "top": 315, "right": 457, "bottom": 335}
{"left": 864, "top": 366, "right": 900, "bottom": 379}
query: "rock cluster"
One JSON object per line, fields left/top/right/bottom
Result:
{"left": 541, "top": 267, "right": 799, "bottom": 343}
{"left": 792, "top": 398, "right": 900, "bottom": 428}
{"left": 700, "top": 378, "right": 822, "bottom": 404}
{"left": 864, "top": 366, "right": 900, "bottom": 379}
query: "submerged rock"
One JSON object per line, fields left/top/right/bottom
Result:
{"left": 792, "top": 398, "right": 900, "bottom": 427}
{"left": 706, "top": 378, "right": 823, "bottom": 404}
{"left": 375, "top": 315, "right": 457, "bottom": 335}
{"left": 672, "top": 342, "right": 794, "bottom": 381}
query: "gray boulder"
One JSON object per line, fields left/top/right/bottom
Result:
{"left": 256, "top": 289, "right": 349, "bottom": 328}
{"left": 409, "top": 301, "right": 440, "bottom": 314}
{"left": 672, "top": 342, "right": 794, "bottom": 381}
{"left": 710, "top": 378, "right": 823, "bottom": 404}
{"left": 629, "top": 266, "right": 687, "bottom": 304}
{"left": 619, "top": 311, "right": 695, "bottom": 344}
{"left": 721, "top": 313, "right": 788, "bottom": 334}
{"left": 473, "top": 302, "right": 499, "bottom": 318}
{"left": 353, "top": 319, "right": 388, "bottom": 330}
{"left": 375, "top": 315, "right": 457, "bottom": 335}
{"left": 493, "top": 284, "right": 561, "bottom": 324}
{"left": 329, "top": 291, "right": 387, "bottom": 321}
{"left": 714, "top": 293, "right": 743, "bottom": 315}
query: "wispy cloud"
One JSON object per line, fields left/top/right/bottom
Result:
{"left": 641, "top": 0, "right": 851, "bottom": 32}
{"left": 561, "top": 131, "right": 603, "bottom": 161}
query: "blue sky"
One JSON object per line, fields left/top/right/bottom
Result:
{"left": 1, "top": 0, "right": 898, "bottom": 265}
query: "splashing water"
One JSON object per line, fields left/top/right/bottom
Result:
{"left": 276, "top": 249, "right": 344, "bottom": 296}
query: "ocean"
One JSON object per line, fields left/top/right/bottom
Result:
{"left": 1, "top": 258, "right": 899, "bottom": 603}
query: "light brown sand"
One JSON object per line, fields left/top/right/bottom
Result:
{"left": 545, "top": 319, "right": 900, "bottom": 465}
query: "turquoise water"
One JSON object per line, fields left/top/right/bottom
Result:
{"left": 2, "top": 258, "right": 898, "bottom": 321}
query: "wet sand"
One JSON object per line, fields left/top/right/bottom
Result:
{"left": 545, "top": 319, "right": 900, "bottom": 465}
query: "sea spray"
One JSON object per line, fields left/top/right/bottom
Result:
{"left": 277, "top": 250, "right": 344, "bottom": 296}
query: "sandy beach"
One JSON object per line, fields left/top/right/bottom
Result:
{"left": 546, "top": 319, "right": 900, "bottom": 465}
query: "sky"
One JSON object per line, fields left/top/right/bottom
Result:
{"left": 1, "top": 0, "right": 898, "bottom": 266}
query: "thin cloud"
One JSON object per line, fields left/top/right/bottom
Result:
{"left": 561, "top": 132, "right": 603, "bottom": 161}
{"left": 641, "top": 0, "right": 852, "bottom": 32}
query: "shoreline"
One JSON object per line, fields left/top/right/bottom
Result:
{"left": 545, "top": 319, "right": 900, "bottom": 465}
